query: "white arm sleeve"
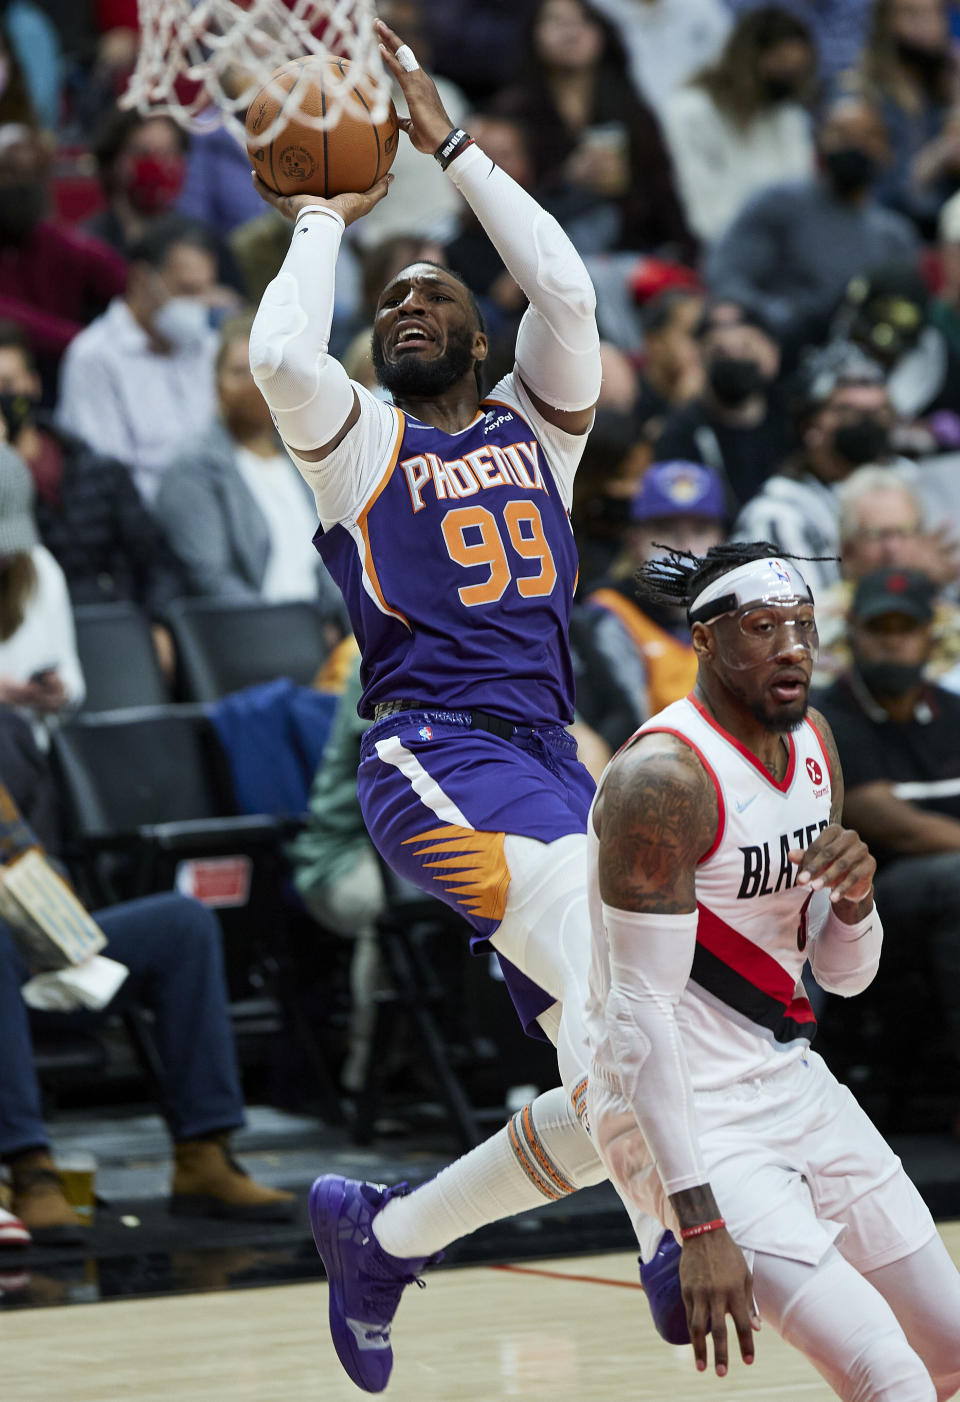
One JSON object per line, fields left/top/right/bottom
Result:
{"left": 248, "top": 207, "right": 356, "bottom": 453}
{"left": 602, "top": 903, "right": 708, "bottom": 1196}
{"left": 809, "top": 903, "right": 883, "bottom": 997}
{"left": 447, "top": 142, "right": 602, "bottom": 412}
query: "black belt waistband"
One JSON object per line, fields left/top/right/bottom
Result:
{"left": 372, "top": 700, "right": 517, "bottom": 740}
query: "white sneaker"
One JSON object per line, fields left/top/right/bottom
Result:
{"left": 0, "top": 1205, "right": 31, "bottom": 1247}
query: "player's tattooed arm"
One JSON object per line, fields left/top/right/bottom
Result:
{"left": 595, "top": 735, "right": 717, "bottom": 914}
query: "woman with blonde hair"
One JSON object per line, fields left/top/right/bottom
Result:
{"left": 0, "top": 443, "right": 83, "bottom": 742}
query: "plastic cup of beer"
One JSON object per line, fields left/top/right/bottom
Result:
{"left": 58, "top": 1151, "right": 97, "bottom": 1225}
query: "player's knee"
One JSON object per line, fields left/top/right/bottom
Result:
{"left": 842, "top": 1330, "right": 935, "bottom": 1402}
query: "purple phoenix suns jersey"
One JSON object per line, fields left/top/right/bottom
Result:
{"left": 309, "top": 376, "right": 585, "bottom": 724}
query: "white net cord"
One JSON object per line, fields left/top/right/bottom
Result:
{"left": 122, "top": 0, "right": 391, "bottom": 142}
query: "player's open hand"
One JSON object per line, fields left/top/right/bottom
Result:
{"left": 250, "top": 170, "right": 393, "bottom": 227}
{"left": 788, "top": 823, "right": 875, "bottom": 908}
{"left": 375, "top": 19, "right": 456, "bottom": 156}
{"left": 680, "top": 1229, "right": 759, "bottom": 1376}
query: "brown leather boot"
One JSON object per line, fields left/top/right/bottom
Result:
{"left": 8, "top": 1150, "right": 87, "bottom": 1245}
{"left": 170, "top": 1134, "right": 297, "bottom": 1221}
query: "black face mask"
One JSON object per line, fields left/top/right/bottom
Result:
{"left": 823, "top": 147, "right": 877, "bottom": 195}
{"left": 832, "top": 417, "right": 890, "bottom": 466}
{"left": 856, "top": 658, "right": 925, "bottom": 697}
{"left": 707, "top": 355, "right": 765, "bottom": 406}
{"left": 894, "top": 39, "right": 949, "bottom": 79}
{"left": 583, "top": 492, "right": 632, "bottom": 532}
{"left": 0, "top": 390, "right": 37, "bottom": 439}
{"left": 762, "top": 76, "right": 803, "bottom": 103}
{"left": 0, "top": 181, "right": 47, "bottom": 243}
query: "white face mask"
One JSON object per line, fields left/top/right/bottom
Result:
{"left": 153, "top": 296, "right": 210, "bottom": 350}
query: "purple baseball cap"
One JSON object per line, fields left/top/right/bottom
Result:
{"left": 630, "top": 460, "right": 726, "bottom": 523}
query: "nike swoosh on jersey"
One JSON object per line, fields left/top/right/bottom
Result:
{"left": 735, "top": 795, "right": 758, "bottom": 812}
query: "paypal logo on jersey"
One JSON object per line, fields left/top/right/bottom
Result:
{"left": 483, "top": 411, "right": 513, "bottom": 434}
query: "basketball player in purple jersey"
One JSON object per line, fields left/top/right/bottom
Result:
{"left": 586, "top": 540, "right": 960, "bottom": 1391}
{"left": 247, "top": 18, "right": 693, "bottom": 1393}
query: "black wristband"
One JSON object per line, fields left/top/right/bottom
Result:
{"left": 434, "top": 128, "right": 474, "bottom": 171}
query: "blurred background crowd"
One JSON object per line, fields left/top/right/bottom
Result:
{"left": 3, "top": 0, "right": 960, "bottom": 1246}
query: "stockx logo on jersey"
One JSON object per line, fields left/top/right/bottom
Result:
{"left": 738, "top": 820, "right": 829, "bottom": 899}
{"left": 805, "top": 756, "right": 829, "bottom": 799}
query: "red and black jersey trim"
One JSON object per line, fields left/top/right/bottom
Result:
{"left": 692, "top": 903, "right": 817, "bottom": 1044}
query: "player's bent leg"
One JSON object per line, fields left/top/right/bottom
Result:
{"left": 863, "top": 1236, "right": 960, "bottom": 1400}
{"left": 372, "top": 1086, "right": 606, "bottom": 1260}
{"left": 753, "top": 1246, "right": 937, "bottom": 1402}
{"left": 491, "top": 832, "right": 597, "bottom": 1094}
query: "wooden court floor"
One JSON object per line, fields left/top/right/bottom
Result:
{"left": 4, "top": 1223, "right": 960, "bottom": 1401}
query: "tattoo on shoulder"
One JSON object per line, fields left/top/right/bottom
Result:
{"left": 597, "top": 737, "right": 716, "bottom": 913}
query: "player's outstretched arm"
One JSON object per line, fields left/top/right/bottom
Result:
{"left": 378, "top": 20, "right": 601, "bottom": 434}
{"left": 247, "top": 174, "right": 392, "bottom": 460}
{"left": 595, "top": 735, "right": 759, "bottom": 1376}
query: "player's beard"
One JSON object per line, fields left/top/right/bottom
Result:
{"left": 726, "top": 672, "right": 809, "bottom": 732}
{"left": 372, "top": 324, "right": 478, "bottom": 399}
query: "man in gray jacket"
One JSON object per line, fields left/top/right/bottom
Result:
{"left": 155, "top": 315, "right": 344, "bottom": 621}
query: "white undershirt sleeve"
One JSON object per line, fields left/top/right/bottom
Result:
{"left": 447, "top": 143, "right": 602, "bottom": 412}
{"left": 248, "top": 206, "right": 356, "bottom": 454}
{"left": 601, "top": 903, "right": 708, "bottom": 1195}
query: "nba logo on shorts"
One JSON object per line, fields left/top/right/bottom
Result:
{"left": 806, "top": 757, "right": 823, "bottom": 785}
{"left": 419, "top": 725, "right": 432, "bottom": 740}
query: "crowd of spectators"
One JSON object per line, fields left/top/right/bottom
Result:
{"left": 3, "top": 0, "right": 960, "bottom": 1245}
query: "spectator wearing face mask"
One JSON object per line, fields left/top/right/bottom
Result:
{"left": 651, "top": 298, "right": 793, "bottom": 509}
{"left": 0, "top": 319, "right": 185, "bottom": 679}
{"left": 86, "top": 109, "right": 190, "bottom": 257}
{"left": 0, "top": 124, "right": 126, "bottom": 371}
{"left": 829, "top": 260, "right": 960, "bottom": 440}
{"left": 660, "top": 6, "right": 817, "bottom": 244}
{"left": 731, "top": 342, "right": 899, "bottom": 600}
{"left": 570, "top": 409, "right": 650, "bottom": 593}
{"left": 706, "top": 95, "right": 919, "bottom": 354}
{"left": 56, "top": 215, "right": 221, "bottom": 503}
{"left": 843, "top": 0, "right": 960, "bottom": 238}
{"left": 814, "top": 464, "right": 960, "bottom": 692}
{"left": 580, "top": 459, "right": 726, "bottom": 742}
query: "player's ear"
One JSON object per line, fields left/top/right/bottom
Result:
{"left": 472, "top": 329, "right": 488, "bottom": 363}
{"left": 691, "top": 620, "right": 714, "bottom": 661}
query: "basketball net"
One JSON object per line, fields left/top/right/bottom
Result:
{"left": 122, "top": 0, "right": 391, "bottom": 142}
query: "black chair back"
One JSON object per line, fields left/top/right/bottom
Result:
{"left": 72, "top": 601, "right": 169, "bottom": 712}
{"left": 165, "top": 598, "right": 334, "bottom": 701}
{"left": 51, "top": 705, "right": 232, "bottom": 836}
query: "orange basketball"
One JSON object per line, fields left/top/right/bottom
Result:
{"left": 245, "top": 56, "right": 399, "bottom": 198}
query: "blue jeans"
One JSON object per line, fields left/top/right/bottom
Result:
{"left": 0, "top": 892, "right": 245, "bottom": 1157}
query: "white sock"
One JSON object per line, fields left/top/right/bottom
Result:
{"left": 371, "top": 1086, "right": 605, "bottom": 1259}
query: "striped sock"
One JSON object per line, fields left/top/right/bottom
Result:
{"left": 371, "top": 1086, "right": 605, "bottom": 1259}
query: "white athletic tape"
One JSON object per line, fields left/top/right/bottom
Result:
{"left": 394, "top": 44, "right": 419, "bottom": 72}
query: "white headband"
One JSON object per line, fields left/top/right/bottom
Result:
{"left": 688, "top": 558, "right": 812, "bottom": 623}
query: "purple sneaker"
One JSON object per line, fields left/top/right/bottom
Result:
{"left": 639, "top": 1229, "right": 691, "bottom": 1345}
{"left": 309, "top": 1175, "right": 441, "bottom": 1392}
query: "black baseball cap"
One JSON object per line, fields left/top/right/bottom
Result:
{"left": 850, "top": 568, "right": 936, "bottom": 623}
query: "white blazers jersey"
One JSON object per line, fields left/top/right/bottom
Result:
{"left": 588, "top": 694, "right": 834, "bottom": 1090}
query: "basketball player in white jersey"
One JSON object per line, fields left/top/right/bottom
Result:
{"left": 586, "top": 539, "right": 960, "bottom": 1394}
